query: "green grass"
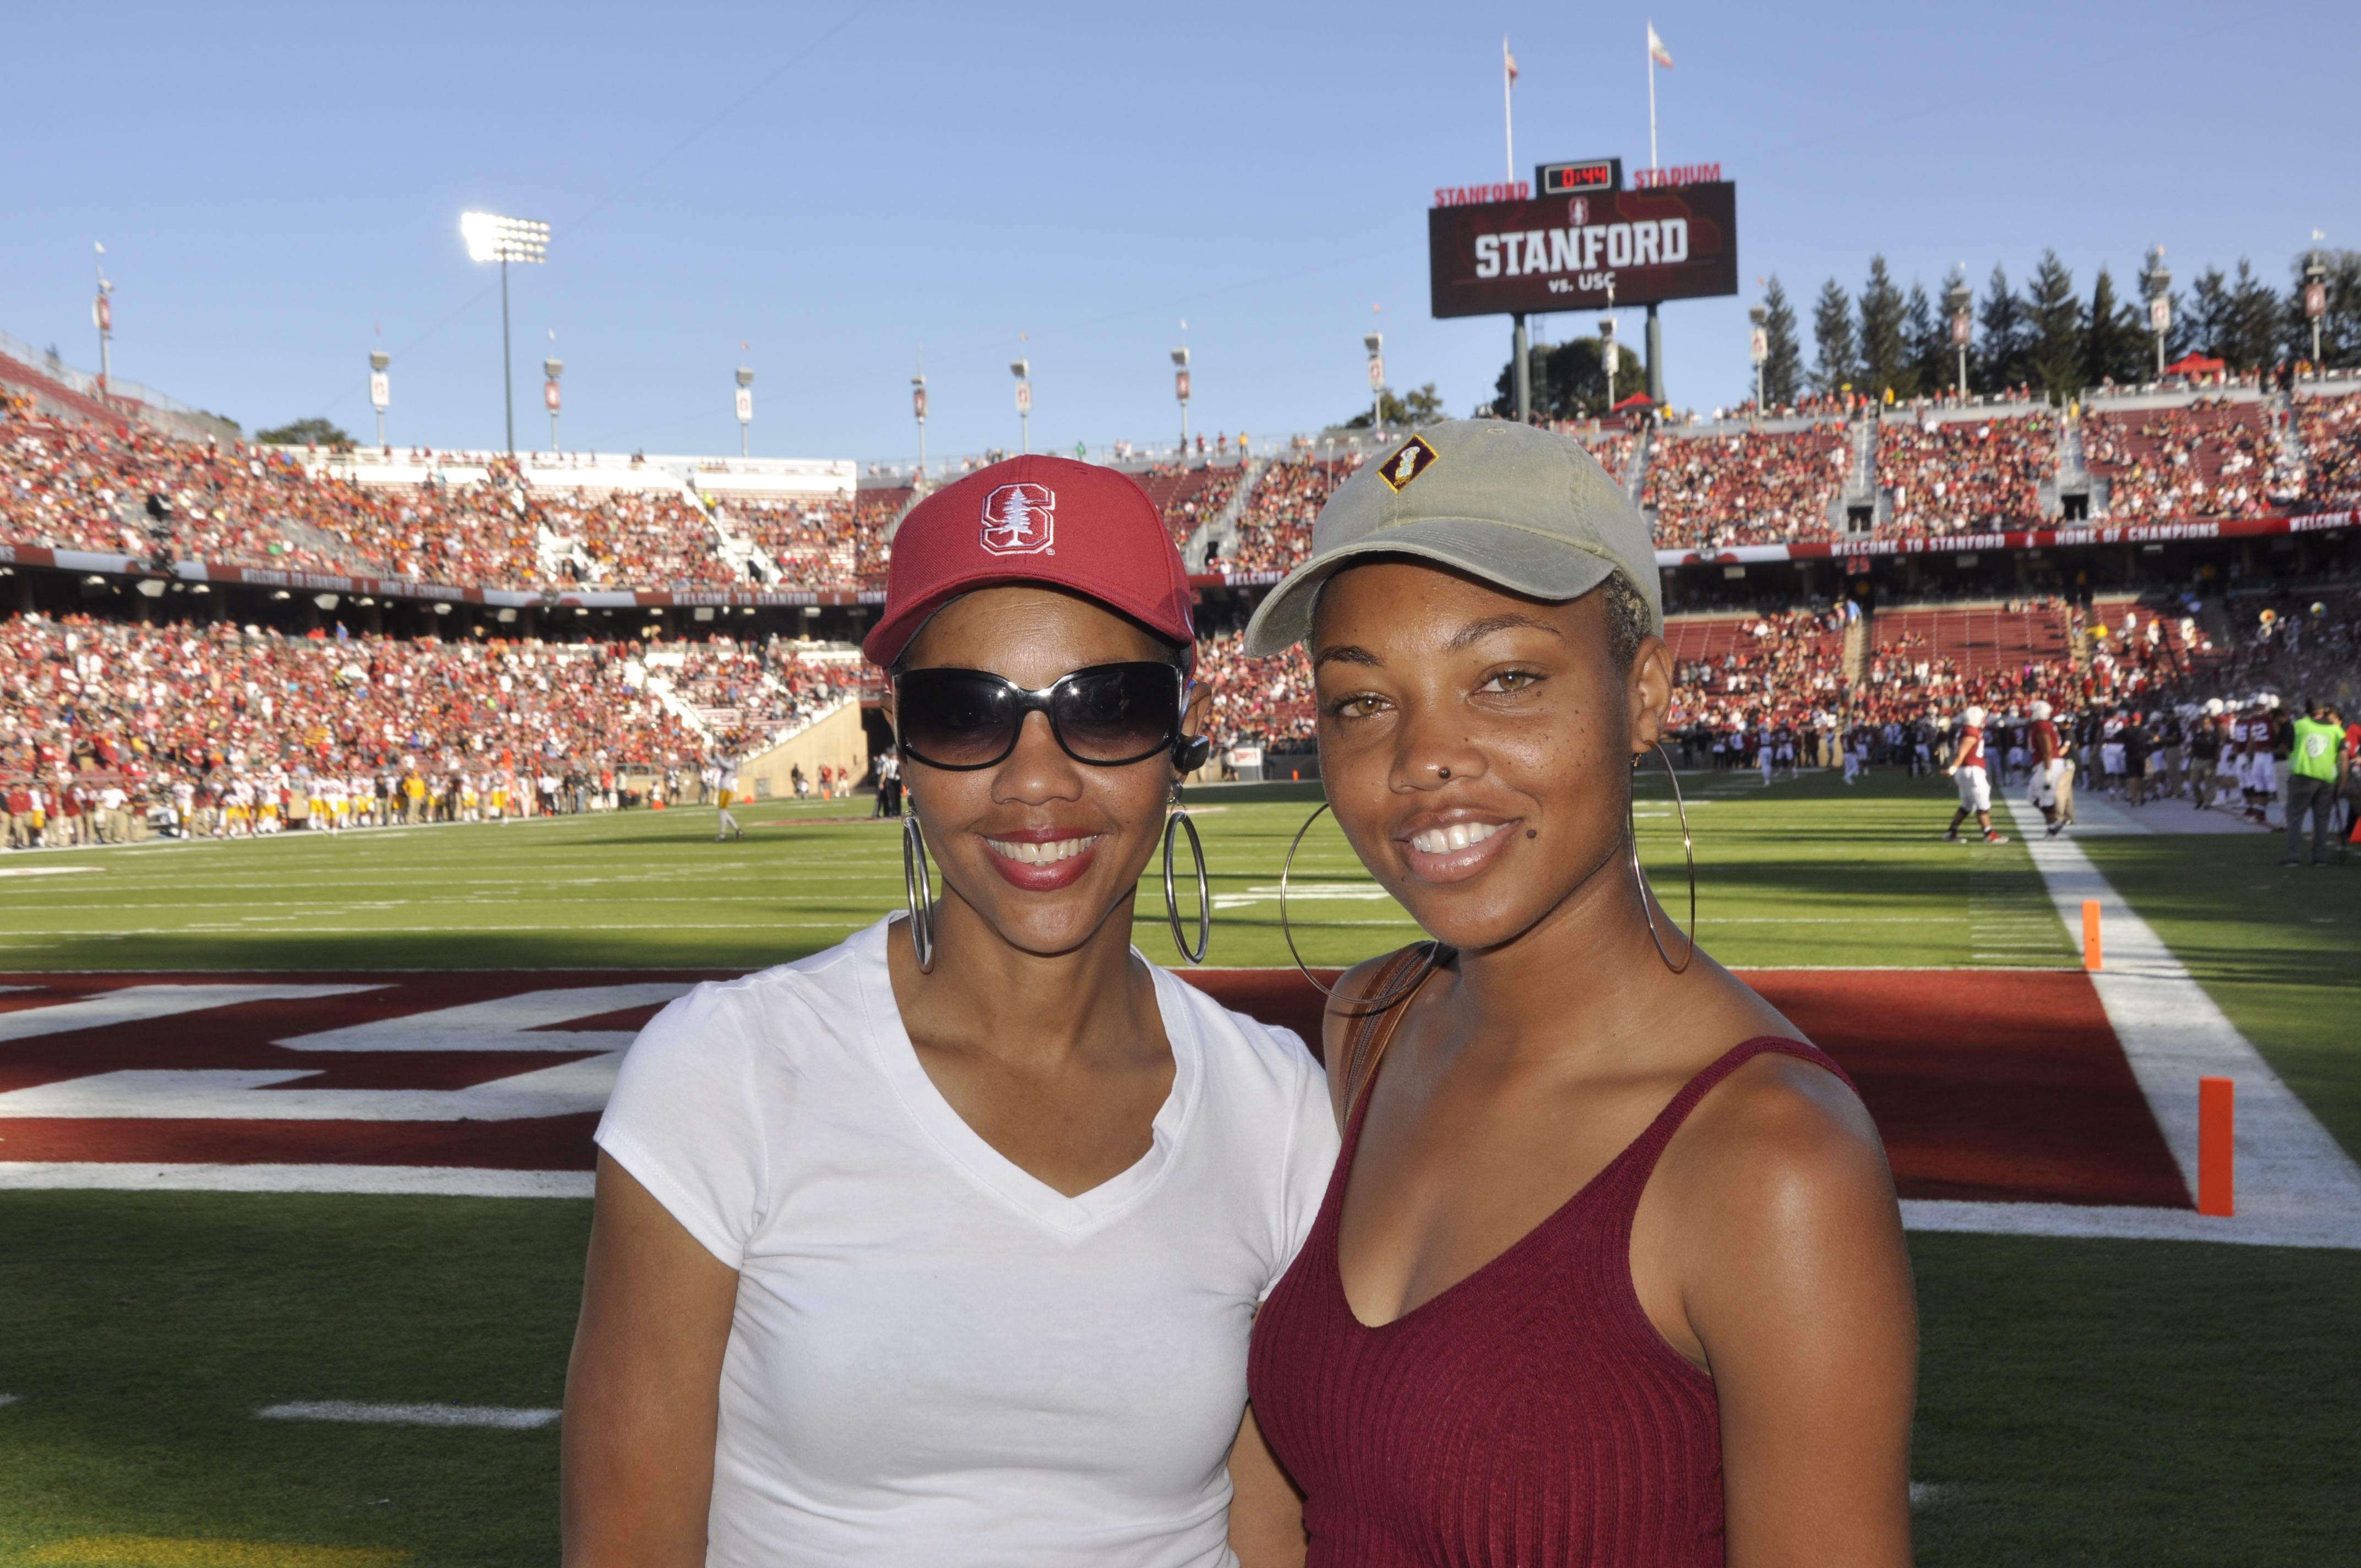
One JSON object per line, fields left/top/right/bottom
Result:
{"left": 0, "top": 770, "right": 2068, "bottom": 974}
{"left": 1911, "top": 1232, "right": 2361, "bottom": 1565}
{"left": 3, "top": 1197, "right": 2354, "bottom": 1567}
{"left": 0, "top": 1193, "right": 585, "bottom": 1568}
{"left": 2081, "top": 834, "right": 2361, "bottom": 1162}
{"left": 2, "top": 768, "right": 2354, "bottom": 1565}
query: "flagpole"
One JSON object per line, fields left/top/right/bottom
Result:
{"left": 1647, "top": 26, "right": 1658, "bottom": 172}
{"left": 1503, "top": 37, "right": 1515, "bottom": 183}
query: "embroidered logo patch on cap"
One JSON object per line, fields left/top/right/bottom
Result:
{"left": 980, "top": 482, "right": 1056, "bottom": 555}
{"left": 1378, "top": 435, "right": 1438, "bottom": 492}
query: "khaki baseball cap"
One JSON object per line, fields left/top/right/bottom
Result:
{"left": 1240, "top": 419, "right": 1659, "bottom": 657}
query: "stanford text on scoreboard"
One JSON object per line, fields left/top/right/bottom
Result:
{"left": 1427, "top": 183, "right": 1738, "bottom": 318}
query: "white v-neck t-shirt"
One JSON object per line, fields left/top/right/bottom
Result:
{"left": 594, "top": 916, "right": 1339, "bottom": 1568}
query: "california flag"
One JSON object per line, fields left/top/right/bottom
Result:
{"left": 1647, "top": 21, "right": 1673, "bottom": 68}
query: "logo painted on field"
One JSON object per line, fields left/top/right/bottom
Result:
{"left": 980, "top": 483, "right": 1056, "bottom": 555}
{"left": 0, "top": 973, "right": 730, "bottom": 1173}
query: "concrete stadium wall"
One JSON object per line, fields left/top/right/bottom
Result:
{"left": 738, "top": 701, "right": 870, "bottom": 800}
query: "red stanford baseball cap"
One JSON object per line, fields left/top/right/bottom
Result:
{"left": 862, "top": 455, "right": 1197, "bottom": 671}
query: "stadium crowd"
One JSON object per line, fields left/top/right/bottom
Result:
{"left": 0, "top": 613, "right": 863, "bottom": 841}
{"left": 2083, "top": 401, "right": 2281, "bottom": 522}
{"left": 1643, "top": 427, "right": 1849, "bottom": 548}
{"left": 3, "top": 404, "right": 384, "bottom": 573}
{"left": 1192, "top": 630, "right": 1317, "bottom": 753}
{"left": 2294, "top": 391, "right": 2361, "bottom": 511}
{"left": 1216, "top": 457, "right": 1354, "bottom": 572}
{"left": 1133, "top": 464, "right": 1246, "bottom": 551}
{"left": 1877, "top": 416, "right": 2053, "bottom": 533}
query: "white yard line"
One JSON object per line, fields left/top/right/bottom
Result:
{"left": 0, "top": 1162, "right": 592, "bottom": 1198}
{"left": 257, "top": 1400, "right": 559, "bottom": 1429}
{"left": 1922, "top": 795, "right": 2361, "bottom": 1250}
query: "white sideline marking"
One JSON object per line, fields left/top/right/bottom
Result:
{"left": 0, "top": 1162, "right": 592, "bottom": 1197}
{"left": 0, "top": 865, "right": 104, "bottom": 876}
{"left": 1977, "top": 796, "right": 2361, "bottom": 1250}
{"left": 0, "top": 984, "right": 386, "bottom": 1044}
{"left": 258, "top": 1400, "right": 559, "bottom": 1429}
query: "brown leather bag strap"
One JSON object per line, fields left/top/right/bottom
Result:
{"left": 1330, "top": 945, "right": 1441, "bottom": 1129}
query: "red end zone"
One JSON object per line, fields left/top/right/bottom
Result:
{"left": 0, "top": 968, "right": 2189, "bottom": 1210}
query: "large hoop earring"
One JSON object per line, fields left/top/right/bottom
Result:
{"left": 1629, "top": 741, "right": 1696, "bottom": 973}
{"left": 901, "top": 808, "right": 937, "bottom": 973}
{"left": 1162, "top": 807, "right": 1210, "bottom": 965}
{"left": 1280, "top": 802, "right": 1443, "bottom": 1007}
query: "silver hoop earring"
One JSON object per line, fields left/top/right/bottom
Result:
{"left": 1280, "top": 802, "right": 1443, "bottom": 1006}
{"left": 1629, "top": 741, "right": 1696, "bottom": 974}
{"left": 901, "top": 809, "right": 937, "bottom": 973}
{"left": 1162, "top": 807, "right": 1210, "bottom": 965}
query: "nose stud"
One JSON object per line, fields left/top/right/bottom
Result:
{"left": 1438, "top": 766, "right": 1451, "bottom": 780}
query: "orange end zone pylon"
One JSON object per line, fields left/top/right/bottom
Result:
{"left": 2082, "top": 900, "right": 2103, "bottom": 971}
{"left": 2198, "top": 1075, "right": 2235, "bottom": 1216}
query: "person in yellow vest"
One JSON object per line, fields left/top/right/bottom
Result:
{"left": 2280, "top": 698, "right": 2349, "bottom": 868}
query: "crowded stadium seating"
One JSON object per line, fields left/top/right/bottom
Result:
{"left": 2293, "top": 389, "right": 2361, "bottom": 511}
{"left": 1663, "top": 608, "right": 1852, "bottom": 746}
{"left": 1130, "top": 464, "right": 1244, "bottom": 551}
{"left": 1643, "top": 427, "right": 1849, "bottom": 548}
{"left": 1193, "top": 630, "right": 1316, "bottom": 751}
{"left": 1218, "top": 456, "right": 1356, "bottom": 573}
{"left": 2082, "top": 400, "right": 2278, "bottom": 521}
{"left": 1877, "top": 416, "right": 2053, "bottom": 533}
{"left": 0, "top": 614, "right": 863, "bottom": 802}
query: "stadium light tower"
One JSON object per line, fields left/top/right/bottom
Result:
{"left": 1600, "top": 315, "right": 1617, "bottom": 411}
{"left": 2304, "top": 249, "right": 2329, "bottom": 379}
{"left": 92, "top": 243, "right": 115, "bottom": 400}
{"left": 1945, "top": 273, "right": 1973, "bottom": 402}
{"left": 460, "top": 211, "right": 549, "bottom": 455}
{"left": 912, "top": 372, "right": 928, "bottom": 480}
{"left": 1172, "top": 346, "right": 1191, "bottom": 455}
{"left": 735, "top": 364, "right": 755, "bottom": 458}
{"left": 1011, "top": 359, "right": 1032, "bottom": 454}
{"left": 1363, "top": 332, "right": 1384, "bottom": 437}
{"left": 2140, "top": 248, "right": 2171, "bottom": 381}
{"left": 369, "top": 349, "right": 390, "bottom": 448}
{"left": 544, "top": 344, "right": 564, "bottom": 453}
{"left": 1747, "top": 302, "right": 1768, "bottom": 424}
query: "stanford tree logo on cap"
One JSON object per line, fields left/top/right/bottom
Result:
{"left": 980, "top": 483, "right": 1056, "bottom": 555}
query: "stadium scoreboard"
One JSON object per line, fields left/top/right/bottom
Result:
{"left": 1428, "top": 160, "right": 1736, "bottom": 318}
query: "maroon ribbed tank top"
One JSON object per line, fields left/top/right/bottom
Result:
{"left": 1248, "top": 1031, "right": 1853, "bottom": 1568}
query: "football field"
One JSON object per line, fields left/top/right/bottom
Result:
{"left": 2, "top": 771, "right": 2357, "bottom": 1566}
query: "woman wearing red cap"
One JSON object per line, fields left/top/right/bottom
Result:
{"left": 564, "top": 456, "right": 1335, "bottom": 1568}
{"left": 1241, "top": 421, "right": 1915, "bottom": 1567}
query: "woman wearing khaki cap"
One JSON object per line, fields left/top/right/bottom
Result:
{"left": 1242, "top": 422, "right": 1915, "bottom": 1567}
{"left": 565, "top": 456, "right": 1334, "bottom": 1567}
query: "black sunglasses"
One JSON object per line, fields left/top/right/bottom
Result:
{"left": 894, "top": 661, "right": 1208, "bottom": 772}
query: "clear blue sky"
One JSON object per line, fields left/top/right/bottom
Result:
{"left": 6, "top": 0, "right": 2351, "bottom": 464}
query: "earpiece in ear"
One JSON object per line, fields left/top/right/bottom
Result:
{"left": 1176, "top": 734, "right": 1212, "bottom": 773}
